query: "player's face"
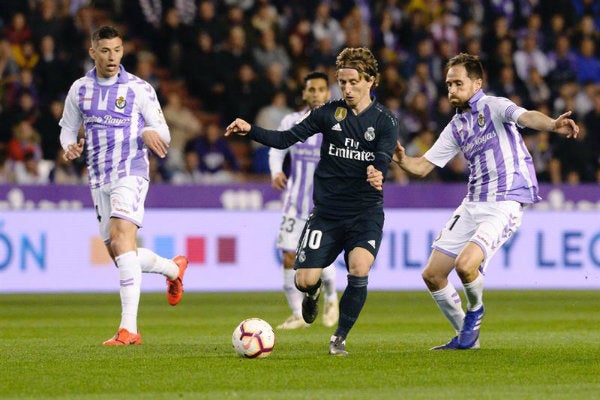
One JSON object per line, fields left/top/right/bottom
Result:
{"left": 337, "top": 68, "right": 374, "bottom": 111}
{"left": 302, "top": 77, "right": 330, "bottom": 109}
{"left": 445, "top": 65, "right": 482, "bottom": 108}
{"left": 89, "top": 37, "right": 124, "bottom": 79}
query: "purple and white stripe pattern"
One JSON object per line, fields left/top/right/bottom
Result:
{"left": 66, "top": 66, "right": 168, "bottom": 188}
{"left": 273, "top": 110, "right": 322, "bottom": 219}
{"left": 425, "top": 90, "right": 540, "bottom": 204}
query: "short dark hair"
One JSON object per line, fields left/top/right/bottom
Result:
{"left": 304, "top": 71, "right": 328, "bottom": 85}
{"left": 446, "top": 53, "right": 484, "bottom": 81}
{"left": 91, "top": 26, "right": 122, "bottom": 44}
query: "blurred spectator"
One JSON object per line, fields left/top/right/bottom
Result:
{"left": 12, "top": 40, "right": 39, "bottom": 70}
{"left": 488, "top": 64, "right": 528, "bottom": 103}
{"left": 523, "top": 131, "right": 556, "bottom": 183}
{"left": 0, "top": 144, "right": 15, "bottom": 183}
{"left": 34, "top": 99, "right": 64, "bottom": 161}
{"left": 49, "top": 148, "right": 81, "bottom": 184}
{"left": 184, "top": 30, "right": 222, "bottom": 112}
{"left": 216, "top": 25, "right": 255, "bottom": 88}
{"left": 312, "top": 3, "right": 345, "bottom": 52}
{"left": 171, "top": 149, "right": 210, "bottom": 184}
{"left": 185, "top": 121, "right": 240, "bottom": 181}
{"left": 551, "top": 125, "right": 596, "bottom": 183}
{"left": 574, "top": 37, "right": 600, "bottom": 85}
{"left": 162, "top": 90, "right": 203, "bottom": 171}
{"left": 223, "top": 63, "right": 265, "bottom": 123}
{"left": 13, "top": 149, "right": 50, "bottom": 184}
{"left": 4, "top": 12, "right": 33, "bottom": 47}
{"left": 34, "top": 35, "right": 69, "bottom": 104}
{"left": 513, "top": 33, "right": 550, "bottom": 83}
{"left": 7, "top": 119, "right": 42, "bottom": 162}
{"left": 547, "top": 35, "right": 578, "bottom": 92}
{"left": 252, "top": 27, "right": 291, "bottom": 76}
{"left": 405, "top": 61, "right": 438, "bottom": 108}
{"left": 524, "top": 68, "right": 551, "bottom": 108}
{"left": 583, "top": 87, "right": 600, "bottom": 177}
{"left": 0, "top": 36, "right": 20, "bottom": 86}
{"left": 341, "top": 5, "right": 372, "bottom": 48}
{"left": 255, "top": 91, "right": 293, "bottom": 130}
{"left": 192, "top": 0, "right": 222, "bottom": 43}
{"left": 429, "top": 8, "right": 459, "bottom": 55}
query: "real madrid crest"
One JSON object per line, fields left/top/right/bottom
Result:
{"left": 364, "top": 127, "right": 375, "bottom": 141}
{"left": 334, "top": 107, "right": 347, "bottom": 122}
{"left": 477, "top": 113, "right": 485, "bottom": 127}
{"left": 115, "top": 96, "right": 127, "bottom": 109}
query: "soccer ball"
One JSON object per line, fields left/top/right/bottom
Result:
{"left": 232, "top": 318, "right": 275, "bottom": 358}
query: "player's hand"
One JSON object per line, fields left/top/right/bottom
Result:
{"left": 367, "top": 165, "right": 383, "bottom": 191}
{"left": 392, "top": 141, "right": 406, "bottom": 165}
{"left": 271, "top": 172, "right": 287, "bottom": 190}
{"left": 142, "top": 130, "right": 169, "bottom": 158}
{"left": 63, "top": 138, "right": 85, "bottom": 161}
{"left": 553, "top": 111, "right": 579, "bottom": 139}
{"left": 225, "top": 118, "right": 251, "bottom": 137}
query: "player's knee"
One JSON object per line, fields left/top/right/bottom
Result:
{"left": 422, "top": 268, "right": 442, "bottom": 289}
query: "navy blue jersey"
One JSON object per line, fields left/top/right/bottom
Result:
{"left": 250, "top": 99, "right": 399, "bottom": 218}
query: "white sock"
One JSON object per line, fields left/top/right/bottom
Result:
{"left": 138, "top": 248, "right": 179, "bottom": 280}
{"left": 283, "top": 269, "right": 303, "bottom": 317}
{"left": 430, "top": 282, "right": 465, "bottom": 334}
{"left": 115, "top": 251, "right": 141, "bottom": 333}
{"left": 463, "top": 273, "right": 484, "bottom": 312}
{"left": 321, "top": 264, "right": 337, "bottom": 302}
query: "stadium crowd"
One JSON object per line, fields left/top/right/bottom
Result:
{"left": 0, "top": 0, "right": 598, "bottom": 185}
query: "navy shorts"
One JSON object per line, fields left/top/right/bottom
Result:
{"left": 294, "top": 207, "right": 384, "bottom": 270}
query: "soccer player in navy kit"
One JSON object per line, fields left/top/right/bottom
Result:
{"left": 392, "top": 53, "right": 579, "bottom": 350}
{"left": 226, "top": 47, "right": 399, "bottom": 355}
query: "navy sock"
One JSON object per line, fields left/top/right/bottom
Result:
{"left": 334, "top": 275, "right": 368, "bottom": 339}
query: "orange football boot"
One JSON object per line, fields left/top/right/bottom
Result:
{"left": 103, "top": 328, "right": 142, "bottom": 346}
{"left": 167, "top": 255, "right": 188, "bottom": 306}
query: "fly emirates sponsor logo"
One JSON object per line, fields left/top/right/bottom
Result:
{"left": 328, "top": 138, "right": 375, "bottom": 161}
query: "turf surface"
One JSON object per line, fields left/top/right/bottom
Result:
{"left": 1, "top": 290, "right": 599, "bottom": 399}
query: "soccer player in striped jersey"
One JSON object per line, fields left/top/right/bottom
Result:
{"left": 393, "top": 53, "right": 579, "bottom": 350}
{"left": 227, "top": 47, "right": 399, "bottom": 355}
{"left": 269, "top": 72, "right": 338, "bottom": 330}
{"left": 59, "top": 26, "right": 188, "bottom": 346}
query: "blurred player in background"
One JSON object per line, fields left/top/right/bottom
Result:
{"left": 59, "top": 26, "right": 188, "bottom": 346}
{"left": 269, "top": 71, "right": 338, "bottom": 330}
{"left": 392, "top": 53, "right": 579, "bottom": 350}
{"left": 226, "top": 47, "right": 399, "bottom": 355}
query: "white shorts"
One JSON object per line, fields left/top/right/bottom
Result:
{"left": 432, "top": 200, "right": 523, "bottom": 273}
{"left": 91, "top": 176, "right": 149, "bottom": 243}
{"left": 276, "top": 214, "right": 307, "bottom": 252}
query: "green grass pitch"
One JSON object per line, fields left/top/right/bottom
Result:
{"left": 1, "top": 290, "right": 599, "bottom": 399}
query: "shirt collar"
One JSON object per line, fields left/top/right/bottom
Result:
{"left": 86, "top": 65, "right": 129, "bottom": 84}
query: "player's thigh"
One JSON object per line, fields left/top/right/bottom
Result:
{"left": 109, "top": 176, "right": 149, "bottom": 227}
{"left": 294, "top": 213, "right": 343, "bottom": 270}
{"left": 470, "top": 201, "right": 523, "bottom": 271}
{"left": 422, "top": 249, "right": 456, "bottom": 283}
{"left": 432, "top": 202, "right": 477, "bottom": 258}
{"left": 343, "top": 208, "right": 383, "bottom": 275}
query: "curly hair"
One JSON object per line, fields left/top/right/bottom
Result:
{"left": 335, "top": 47, "right": 380, "bottom": 88}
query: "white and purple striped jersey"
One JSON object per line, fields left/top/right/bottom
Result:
{"left": 59, "top": 65, "right": 170, "bottom": 188}
{"left": 424, "top": 90, "right": 540, "bottom": 204}
{"left": 269, "top": 109, "right": 322, "bottom": 220}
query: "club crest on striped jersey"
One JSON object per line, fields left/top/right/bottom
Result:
{"left": 477, "top": 113, "right": 485, "bottom": 127}
{"left": 115, "top": 96, "right": 127, "bottom": 109}
{"left": 334, "top": 107, "right": 347, "bottom": 121}
{"left": 364, "top": 127, "right": 375, "bottom": 141}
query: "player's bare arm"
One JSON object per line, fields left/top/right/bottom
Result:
{"left": 392, "top": 141, "right": 435, "bottom": 178}
{"left": 225, "top": 118, "right": 251, "bottom": 137}
{"left": 63, "top": 138, "right": 85, "bottom": 161}
{"left": 142, "top": 130, "right": 169, "bottom": 158}
{"left": 518, "top": 110, "right": 579, "bottom": 138}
